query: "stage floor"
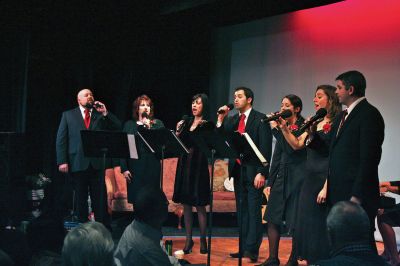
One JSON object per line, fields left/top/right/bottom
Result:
{"left": 111, "top": 215, "right": 384, "bottom": 265}
{"left": 162, "top": 237, "right": 384, "bottom": 266}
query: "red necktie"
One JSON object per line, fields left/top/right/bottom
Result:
{"left": 236, "top": 114, "right": 246, "bottom": 165}
{"left": 84, "top": 109, "right": 91, "bottom": 129}
{"left": 336, "top": 109, "right": 348, "bottom": 136}
{"left": 237, "top": 113, "right": 246, "bottom": 134}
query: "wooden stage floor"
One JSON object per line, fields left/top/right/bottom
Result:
{"left": 163, "top": 237, "right": 384, "bottom": 266}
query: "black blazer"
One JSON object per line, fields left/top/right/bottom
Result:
{"left": 218, "top": 109, "right": 273, "bottom": 180}
{"left": 56, "top": 107, "right": 121, "bottom": 172}
{"left": 327, "top": 99, "right": 384, "bottom": 216}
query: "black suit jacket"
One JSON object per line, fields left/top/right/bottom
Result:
{"left": 218, "top": 109, "right": 273, "bottom": 180}
{"left": 328, "top": 99, "right": 384, "bottom": 216}
{"left": 56, "top": 107, "right": 121, "bottom": 172}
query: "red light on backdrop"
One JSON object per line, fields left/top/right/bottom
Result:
{"left": 293, "top": 0, "right": 400, "bottom": 47}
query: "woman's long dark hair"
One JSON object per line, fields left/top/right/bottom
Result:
{"left": 283, "top": 94, "right": 304, "bottom": 121}
{"left": 316, "top": 85, "right": 341, "bottom": 120}
{"left": 192, "top": 93, "right": 210, "bottom": 120}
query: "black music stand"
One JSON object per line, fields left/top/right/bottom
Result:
{"left": 81, "top": 130, "right": 136, "bottom": 222}
{"left": 191, "top": 130, "right": 238, "bottom": 266}
{"left": 138, "top": 128, "right": 189, "bottom": 189}
{"left": 221, "top": 131, "right": 268, "bottom": 266}
{"left": 230, "top": 132, "right": 268, "bottom": 165}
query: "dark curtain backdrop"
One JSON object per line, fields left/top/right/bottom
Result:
{"left": 0, "top": 2, "right": 214, "bottom": 220}
{"left": 0, "top": 31, "right": 30, "bottom": 133}
{"left": 0, "top": 11, "right": 209, "bottom": 219}
{"left": 22, "top": 10, "right": 212, "bottom": 179}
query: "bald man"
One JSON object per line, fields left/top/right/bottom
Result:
{"left": 56, "top": 88, "right": 121, "bottom": 226}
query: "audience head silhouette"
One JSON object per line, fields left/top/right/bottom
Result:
{"left": 134, "top": 186, "right": 169, "bottom": 229}
{"left": 62, "top": 221, "right": 114, "bottom": 266}
{"left": 327, "top": 201, "right": 370, "bottom": 249}
{"left": 0, "top": 249, "right": 14, "bottom": 266}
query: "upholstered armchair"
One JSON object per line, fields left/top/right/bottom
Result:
{"left": 105, "top": 159, "right": 236, "bottom": 214}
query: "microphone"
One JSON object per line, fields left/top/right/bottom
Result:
{"left": 140, "top": 112, "right": 152, "bottom": 129}
{"left": 217, "top": 103, "right": 234, "bottom": 114}
{"left": 141, "top": 112, "right": 149, "bottom": 119}
{"left": 87, "top": 102, "right": 103, "bottom": 109}
{"left": 298, "top": 108, "right": 328, "bottom": 132}
{"left": 261, "top": 109, "right": 292, "bottom": 123}
{"left": 177, "top": 115, "right": 190, "bottom": 133}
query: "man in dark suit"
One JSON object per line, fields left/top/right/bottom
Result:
{"left": 311, "top": 70, "right": 385, "bottom": 250}
{"left": 217, "top": 87, "right": 273, "bottom": 262}
{"left": 56, "top": 88, "right": 121, "bottom": 226}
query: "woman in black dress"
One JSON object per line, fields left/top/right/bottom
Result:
{"left": 277, "top": 85, "right": 341, "bottom": 264}
{"left": 260, "top": 94, "right": 307, "bottom": 266}
{"left": 120, "top": 95, "right": 164, "bottom": 204}
{"left": 173, "top": 93, "right": 214, "bottom": 254}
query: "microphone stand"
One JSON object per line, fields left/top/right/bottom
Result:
{"left": 207, "top": 149, "right": 216, "bottom": 266}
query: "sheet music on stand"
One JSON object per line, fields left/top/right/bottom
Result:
{"left": 127, "top": 134, "right": 139, "bottom": 159}
{"left": 229, "top": 131, "right": 268, "bottom": 167}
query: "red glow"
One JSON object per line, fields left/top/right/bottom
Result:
{"left": 293, "top": 0, "right": 400, "bottom": 48}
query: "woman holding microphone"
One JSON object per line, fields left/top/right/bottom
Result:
{"left": 260, "top": 94, "right": 307, "bottom": 266}
{"left": 120, "top": 95, "right": 164, "bottom": 204}
{"left": 272, "top": 85, "right": 340, "bottom": 264}
{"left": 173, "top": 93, "right": 214, "bottom": 254}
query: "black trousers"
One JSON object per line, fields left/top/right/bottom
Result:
{"left": 70, "top": 166, "right": 110, "bottom": 226}
{"left": 233, "top": 165, "right": 263, "bottom": 255}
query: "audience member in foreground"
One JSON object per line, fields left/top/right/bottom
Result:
{"left": 316, "top": 201, "right": 387, "bottom": 266}
{"left": 0, "top": 249, "right": 14, "bottom": 266}
{"left": 378, "top": 181, "right": 400, "bottom": 266}
{"left": 0, "top": 224, "right": 31, "bottom": 266}
{"left": 62, "top": 221, "right": 115, "bottom": 266}
{"left": 114, "top": 186, "right": 181, "bottom": 266}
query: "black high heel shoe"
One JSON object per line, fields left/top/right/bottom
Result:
{"left": 200, "top": 237, "right": 208, "bottom": 254}
{"left": 285, "top": 255, "right": 298, "bottom": 266}
{"left": 183, "top": 239, "right": 194, "bottom": 254}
